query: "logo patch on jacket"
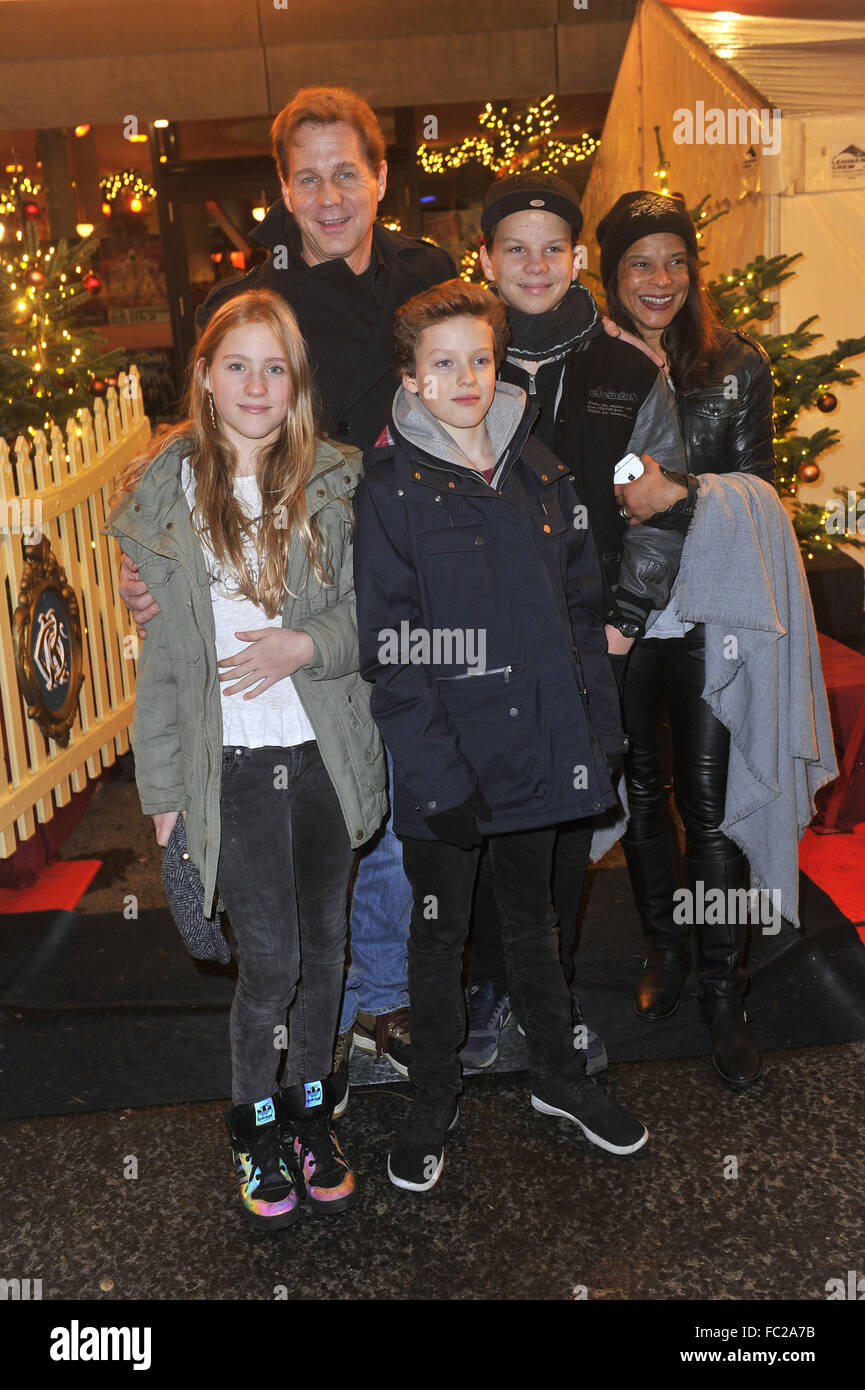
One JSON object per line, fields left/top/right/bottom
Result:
{"left": 587, "top": 386, "right": 639, "bottom": 420}
{"left": 304, "top": 1081, "right": 323, "bottom": 1109}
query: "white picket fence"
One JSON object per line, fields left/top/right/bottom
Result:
{"left": 0, "top": 371, "right": 150, "bottom": 858}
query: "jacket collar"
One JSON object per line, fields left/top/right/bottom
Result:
{"left": 109, "top": 435, "right": 361, "bottom": 549}
{"left": 383, "top": 383, "right": 554, "bottom": 494}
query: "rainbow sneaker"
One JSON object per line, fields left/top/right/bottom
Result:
{"left": 280, "top": 1079, "right": 358, "bottom": 1216}
{"left": 225, "top": 1095, "right": 300, "bottom": 1232}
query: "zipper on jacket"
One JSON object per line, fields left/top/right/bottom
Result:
{"left": 437, "top": 664, "right": 513, "bottom": 683}
{"left": 572, "top": 646, "right": 589, "bottom": 699}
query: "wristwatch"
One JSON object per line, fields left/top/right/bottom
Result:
{"left": 611, "top": 617, "right": 642, "bottom": 639}
{"left": 648, "top": 469, "right": 700, "bottom": 527}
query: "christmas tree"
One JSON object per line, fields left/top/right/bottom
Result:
{"left": 702, "top": 249, "right": 865, "bottom": 556}
{"left": 0, "top": 211, "right": 123, "bottom": 443}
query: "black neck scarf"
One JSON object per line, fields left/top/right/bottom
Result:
{"left": 503, "top": 281, "right": 601, "bottom": 363}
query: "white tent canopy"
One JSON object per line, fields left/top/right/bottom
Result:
{"left": 580, "top": 0, "right": 865, "bottom": 545}
{"left": 677, "top": 11, "right": 865, "bottom": 116}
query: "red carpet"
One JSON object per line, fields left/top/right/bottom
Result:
{"left": 816, "top": 632, "right": 865, "bottom": 829}
{"left": 799, "top": 827, "right": 865, "bottom": 940}
{"left": 0, "top": 860, "right": 102, "bottom": 915}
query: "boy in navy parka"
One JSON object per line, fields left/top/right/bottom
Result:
{"left": 354, "top": 280, "right": 648, "bottom": 1191}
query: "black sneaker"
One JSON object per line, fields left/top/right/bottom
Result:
{"left": 387, "top": 1094, "right": 459, "bottom": 1192}
{"left": 332, "top": 1027, "right": 355, "bottom": 1118}
{"left": 531, "top": 1075, "right": 648, "bottom": 1155}
{"left": 354, "top": 1007, "right": 411, "bottom": 1076}
{"left": 280, "top": 1079, "right": 358, "bottom": 1215}
{"left": 225, "top": 1095, "right": 300, "bottom": 1232}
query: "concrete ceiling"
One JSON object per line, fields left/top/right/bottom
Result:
{"left": 0, "top": 0, "right": 638, "bottom": 128}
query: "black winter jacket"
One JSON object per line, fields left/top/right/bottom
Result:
{"left": 354, "top": 385, "right": 628, "bottom": 841}
{"left": 195, "top": 201, "right": 455, "bottom": 451}
{"left": 677, "top": 328, "right": 776, "bottom": 482}
{"left": 502, "top": 330, "right": 688, "bottom": 634}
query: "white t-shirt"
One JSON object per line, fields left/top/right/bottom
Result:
{"left": 181, "top": 460, "right": 316, "bottom": 748}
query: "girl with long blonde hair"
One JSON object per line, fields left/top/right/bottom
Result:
{"left": 108, "top": 289, "right": 387, "bottom": 1231}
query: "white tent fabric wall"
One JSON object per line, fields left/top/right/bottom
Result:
{"left": 579, "top": 1, "right": 771, "bottom": 298}
{"left": 580, "top": 0, "right": 865, "bottom": 570}
{"left": 776, "top": 126, "right": 865, "bottom": 533}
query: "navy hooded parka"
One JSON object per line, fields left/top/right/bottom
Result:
{"left": 353, "top": 383, "right": 628, "bottom": 841}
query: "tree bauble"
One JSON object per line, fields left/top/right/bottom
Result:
{"left": 816, "top": 392, "right": 837, "bottom": 413}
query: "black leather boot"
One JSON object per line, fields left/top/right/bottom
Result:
{"left": 688, "top": 853, "right": 761, "bottom": 1089}
{"left": 623, "top": 828, "right": 691, "bottom": 1020}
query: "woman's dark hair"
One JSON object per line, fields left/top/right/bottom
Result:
{"left": 604, "top": 245, "right": 724, "bottom": 390}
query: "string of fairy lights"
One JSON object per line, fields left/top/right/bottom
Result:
{"left": 0, "top": 170, "right": 41, "bottom": 218}
{"left": 418, "top": 96, "right": 600, "bottom": 176}
{"left": 98, "top": 170, "right": 156, "bottom": 215}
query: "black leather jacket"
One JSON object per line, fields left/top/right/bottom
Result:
{"left": 677, "top": 328, "right": 776, "bottom": 483}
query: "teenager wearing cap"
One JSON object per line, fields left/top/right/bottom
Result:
{"left": 597, "top": 190, "right": 776, "bottom": 1088}
{"left": 462, "top": 172, "right": 696, "bottom": 1073}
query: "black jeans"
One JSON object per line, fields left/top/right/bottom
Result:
{"left": 401, "top": 828, "right": 583, "bottom": 1105}
{"left": 621, "top": 625, "right": 739, "bottom": 862}
{"left": 217, "top": 742, "right": 353, "bottom": 1105}
{"left": 467, "top": 821, "right": 594, "bottom": 992}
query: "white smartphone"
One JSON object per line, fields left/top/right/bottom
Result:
{"left": 613, "top": 452, "right": 645, "bottom": 485}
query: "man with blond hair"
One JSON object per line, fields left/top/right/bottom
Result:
{"left": 198, "top": 85, "right": 455, "bottom": 448}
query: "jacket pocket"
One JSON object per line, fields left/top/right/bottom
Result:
{"left": 528, "top": 503, "right": 568, "bottom": 539}
{"left": 414, "top": 523, "right": 508, "bottom": 656}
{"left": 342, "top": 673, "right": 380, "bottom": 767}
{"left": 144, "top": 560, "right": 202, "bottom": 664}
{"left": 437, "top": 666, "right": 549, "bottom": 808}
{"left": 682, "top": 391, "right": 733, "bottom": 467}
{"left": 417, "top": 523, "right": 493, "bottom": 555}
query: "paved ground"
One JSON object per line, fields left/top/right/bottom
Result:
{"left": 2, "top": 1042, "right": 862, "bottom": 1302}
{"left": 2, "top": 768, "right": 861, "bottom": 1319}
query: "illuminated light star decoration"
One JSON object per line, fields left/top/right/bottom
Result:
{"left": 417, "top": 96, "right": 600, "bottom": 178}
{"left": 99, "top": 170, "right": 156, "bottom": 214}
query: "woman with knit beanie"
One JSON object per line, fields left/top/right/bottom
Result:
{"left": 596, "top": 190, "right": 776, "bottom": 1088}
